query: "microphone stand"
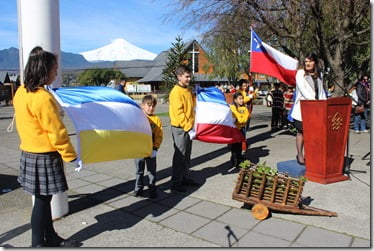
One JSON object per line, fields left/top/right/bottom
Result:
{"left": 324, "top": 73, "right": 366, "bottom": 177}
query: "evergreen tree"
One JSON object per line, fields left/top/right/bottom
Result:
{"left": 162, "top": 36, "right": 189, "bottom": 102}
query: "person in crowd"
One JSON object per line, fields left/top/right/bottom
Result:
{"left": 237, "top": 79, "right": 253, "bottom": 154}
{"left": 349, "top": 84, "right": 359, "bottom": 123}
{"left": 133, "top": 95, "right": 163, "bottom": 198}
{"left": 353, "top": 74, "right": 370, "bottom": 133}
{"left": 246, "top": 81, "right": 258, "bottom": 131}
{"left": 290, "top": 52, "right": 326, "bottom": 165}
{"left": 13, "top": 46, "right": 81, "bottom": 247}
{"left": 282, "top": 86, "right": 295, "bottom": 129}
{"left": 229, "top": 84, "right": 237, "bottom": 93}
{"left": 169, "top": 65, "right": 198, "bottom": 193}
{"left": 229, "top": 92, "right": 249, "bottom": 168}
{"left": 268, "top": 82, "right": 284, "bottom": 130}
{"left": 116, "top": 77, "right": 128, "bottom": 95}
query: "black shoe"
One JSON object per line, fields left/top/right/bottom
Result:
{"left": 132, "top": 190, "right": 143, "bottom": 197}
{"left": 45, "top": 236, "right": 80, "bottom": 247}
{"left": 149, "top": 189, "right": 157, "bottom": 199}
{"left": 171, "top": 185, "right": 187, "bottom": 193}
{"left": 182, "top": 179, "right": 200, "bottom": 187}
{"left": 296, "top": 155, "right": 305, "bottom": 166}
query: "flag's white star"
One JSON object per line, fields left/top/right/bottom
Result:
{"left": 254, "top": 38, "right": 261, "bottom": 49}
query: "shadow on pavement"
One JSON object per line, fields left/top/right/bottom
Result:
{"left": 68, "top": 159, "right": 240, "bottom": 247}
{"left": 0, "top": 174, "right": 21, "bottom": 195}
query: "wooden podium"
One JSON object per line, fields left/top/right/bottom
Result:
{"left": 300, "top": 97, "right": 351, "bottom": 184}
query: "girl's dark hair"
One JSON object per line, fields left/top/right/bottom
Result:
{"left": 238, "top": 79, "right": 248, "bottom": 86}
{"left": 232, "top": 92, "right": 244, "bottom": 107}
{"left": 24, "top": 46, "right": 57, "bottom": 92}
{"left": 233, "top": 92, "right": 243, "bottom": 100}
{"left": 303, "top": 52, "right": 319, "bottom": 75}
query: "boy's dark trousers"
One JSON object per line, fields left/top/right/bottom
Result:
{"left": 134, "top": 157, "right": 156, "bottom": 192}
{"left": 230, "top": 142, "right": 243, "bottom": 167}
{"left": 271, "top": 107, "right": 282, "bottom": 128}
{"left": 171, "top": 126, "right": 192, "bottom": 187}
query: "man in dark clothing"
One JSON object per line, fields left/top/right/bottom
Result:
{"left": 270, "top": 83, "right": 284, "bottom": 130}
{"left": 354, "top": 75, "right": 371, "bottom": 133}
{"left": 116, "top": 77, "right": 128, "bottom": 95}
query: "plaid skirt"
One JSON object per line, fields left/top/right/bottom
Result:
{"left": 18, "top": 151, "right": 68, "bottom": 195}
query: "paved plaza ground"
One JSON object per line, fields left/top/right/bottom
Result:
{"left": 0, "top": 100, "right": 371, "bottom": 248}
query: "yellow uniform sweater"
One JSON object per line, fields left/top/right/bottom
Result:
{"left": 13, "top": 85, "right": 77, "bottom": 162}
{"left": 169, "top": 84, "right": 196, "bottom": 132}
{"left": 230, "top": 104, "right": 250, "bottom": 129}
{"left": 238, "top": 90, "right": 253, "bottom": 104}
{"left": 147, "top": 114, "right": 163, "bottom": 150}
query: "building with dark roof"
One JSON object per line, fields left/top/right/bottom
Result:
{"left": 135, "top": 40, "right": 228, "bottom": 91}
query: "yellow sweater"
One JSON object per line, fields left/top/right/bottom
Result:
{"left": 147, "top": 114, "right": 163, "bottom": 150}
{"left": 230, "top": 104, "right": 250, "bottom": 129}
{"left": 13, "top": 85, "right": 77, "bottom": 162}
{"left": 238, "top": 90, "right": 252, "bottom": 104}
{"left": 169, "top": 85, "right": 196, "bottom": 132}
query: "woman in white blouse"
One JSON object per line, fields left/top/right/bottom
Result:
{"left": 290, "top": 52, "right": 327, "bottom": 165}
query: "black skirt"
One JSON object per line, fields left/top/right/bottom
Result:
{"left": 18, "top": 151, "right": 68, "bottom": 195}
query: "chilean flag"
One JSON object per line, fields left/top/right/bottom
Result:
{"left": 193, "top": 86, "right": 244, "bottom": 144}
{"left": 250, "top": 30, "right": 299, "bottom": 86}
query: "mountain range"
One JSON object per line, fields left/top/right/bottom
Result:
{"left": 0, "top": 38, "right": 157, "bottom": 70}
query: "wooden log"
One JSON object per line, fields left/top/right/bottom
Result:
{"left": 252, "top": 203, "right": 269, "bottom": 220}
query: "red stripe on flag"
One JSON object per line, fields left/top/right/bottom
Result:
{"left": 195, "top": 123, "right": 244, "bottom": 144}
{"left": 251, "top": 51, "right": 297, "bottom": 86}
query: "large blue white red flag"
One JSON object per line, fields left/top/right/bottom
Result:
{"left": 193, "top": 86, "right": 244, "bottom": 144}
{"left": 50, "top": 86, "right": 152, "bottom": 163}
{"left": 250, "top": 30, "right": 299, "bottom": 86}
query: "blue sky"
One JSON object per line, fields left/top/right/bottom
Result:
{"left": 0, "top": 0, "right": 200, "bottom": 54}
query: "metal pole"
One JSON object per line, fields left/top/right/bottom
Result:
{"left": 18, "top": 0, "right": 62, "bottom": 88}
{"left": 17, "top": 0, "right": 68, "bottom": 220}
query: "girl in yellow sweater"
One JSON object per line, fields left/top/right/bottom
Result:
{"left": 13, "top": 47, "right": 80, "bottom": 247}
{"left": 229, "top": 92, "right": 250, "bottom": 168}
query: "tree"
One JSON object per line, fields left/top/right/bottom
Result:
{"left": 162, "top": 36, "right": 190, "bottom": 102}
{"left": 169, "top": 0, "right": 370, "bottom": 95}
{"left": 77, "top": 69, "right": 124, "bottom": 86}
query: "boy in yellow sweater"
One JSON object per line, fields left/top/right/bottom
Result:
{"left": 133, "top": 95, "right": 163, "bottom": 198}
{"left": 230, "top": 92, "right": 250, "bottom": 168}
{"left": 169, "top": 65, "right": 198, "bottom": 193}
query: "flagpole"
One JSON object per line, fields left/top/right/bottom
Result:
{"left": 249, "top": 26, "right": 253, "bottom": 73}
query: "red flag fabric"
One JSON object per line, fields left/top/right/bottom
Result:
{"left": 250, "top": 30, "right": 299, "bottom": 86}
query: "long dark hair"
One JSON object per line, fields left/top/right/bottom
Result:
{"left": 24, "top": 46, "right": 57, "bottom": 92}
{"left": 303, "top": 52, "right": 319, "bottom": 76}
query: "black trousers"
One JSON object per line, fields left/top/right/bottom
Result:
{"left": 271, "top": 107, "right": 283, "bottom": 128}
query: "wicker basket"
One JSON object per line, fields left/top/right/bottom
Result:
{"left": 232, "top": 167, "right": 306, "bottom": 209}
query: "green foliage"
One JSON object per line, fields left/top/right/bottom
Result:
{"left": 171, "top": 0, "right": 370, "bottom": 92}
{"left": 239, "top": 159, "right": 307, "bottom": 182}
{"left": 77, "top": 69, "right": 124, "bottom": 86}
{"left": 162, "top": 36, "right": 190, "bottom": 102}
{"left": 202, "top": 12, "right": 251, "bottom": 84}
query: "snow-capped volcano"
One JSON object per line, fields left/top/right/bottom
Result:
{"left": 80, "top": 38, "right": 157, "bottom": 62}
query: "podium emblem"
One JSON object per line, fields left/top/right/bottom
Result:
{"left": 331, "top": 112, "right": 343, "bottom": 131}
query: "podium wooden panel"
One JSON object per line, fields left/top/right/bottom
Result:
{"left": 300, "top": 97, "right": 351, "bottom": 184}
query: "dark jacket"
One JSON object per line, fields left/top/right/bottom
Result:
{"left": 356, "top": 81, "right": 370, "bottom": 107}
